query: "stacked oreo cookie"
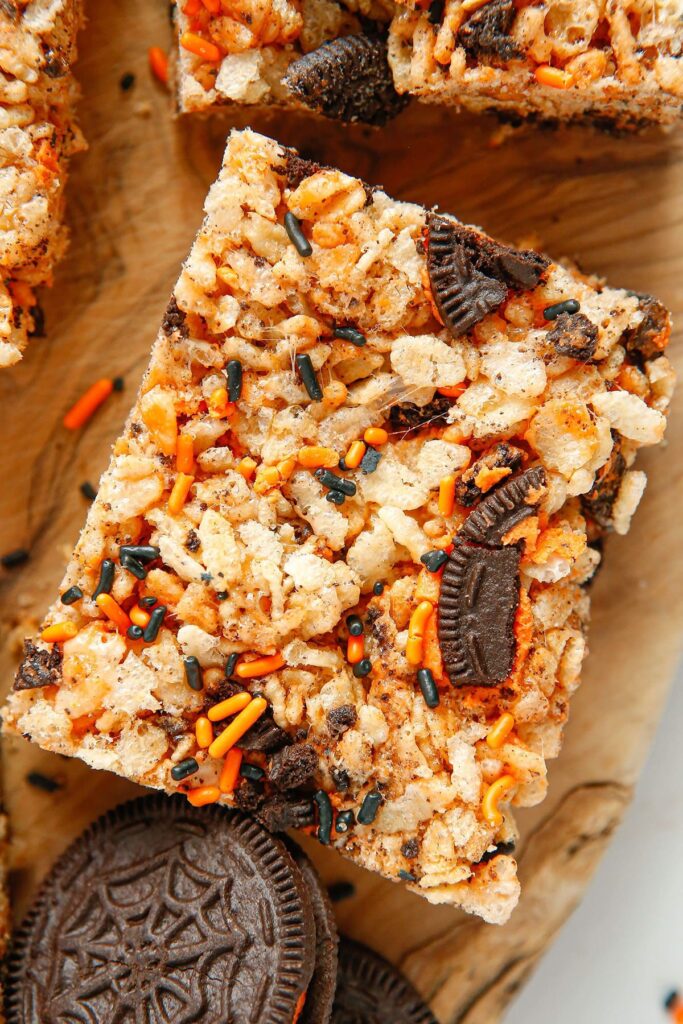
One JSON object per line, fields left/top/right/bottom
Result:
{"left": 7, "top": 795, "right": 437, "bottom": 1024}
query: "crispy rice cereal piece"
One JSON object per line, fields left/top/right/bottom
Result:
{"left": 388, "top": 0, "right": 683, "bottom": 130}
{"left": 4, "top": 130, "right": 674, "bottom": 925}
{"left": 0, "top": 0, "right": 85, "bottom": 368}
{"left": 174, "top": 0, "right": 681, "bottom": 131}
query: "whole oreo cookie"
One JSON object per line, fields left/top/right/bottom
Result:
{"left": 7, "top": 795, "right": 316, "bottom": 1024}
{"left": 332, "top": 938, "right": 437, "bottom": 1024}
{"left": 288, "top": 843, "right": 339, "bottom": 1024}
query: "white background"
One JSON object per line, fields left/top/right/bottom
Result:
{"left": 505, "top": 656, "right": 683, "bottom": 1024}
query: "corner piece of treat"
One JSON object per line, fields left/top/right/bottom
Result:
{"left": 0, "top": 0, "right": 85, "bottom": 368}
{"left": 4, "top": 128, "right": 674, "bottom": 926}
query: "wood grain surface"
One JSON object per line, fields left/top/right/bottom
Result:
{"left": 1, "top": 3, "right": 682, "bottom": 1022}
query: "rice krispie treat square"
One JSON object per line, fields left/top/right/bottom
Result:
{"left": 0, "top": 0, "right": 85, "bottom": 368}
{"left": 4, "top": 128, "right": 674, "bottom": 924}
{"left": 172, "top": 1, "right": 683, "bottom": 131}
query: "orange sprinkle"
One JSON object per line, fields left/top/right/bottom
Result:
{"left": 486, "top": 712, "right": 515, "bottom": 750}
{"left": 235, "top": 653, "right": 285, "bottom": 679}
{"left": 183, "top": 0, "right": 201, "bottom": 12}
{"left": 207, "top": 691, "right": 252, "bottom": 722}
{"left": 195, "top": 716, "right": 214, "bottom": 749}
{"left": 535, "top": 64, "right": 573, "bottom": 89}
{"left": 95, "top": 593, "right": 131, "bottom": 633}
{"left": 409, "top": 600, "right": 433, "bottom": 639}
{"left": 218, "top": 748, "right": 243, "bottom": 793}
{"left": 129, "top": 604, "right": 151, "bottom": 629}
{"left": 201, "top": 0, "right": 221, "bottom": 11}
{"left": 254, "top": 465, "right": 281, "bottom": 495}
{"left": 63, "top": 378, "right": 114, "bottom": 430}
{"left": 363, "top": 427, "right": 388, "bottom": 446}
{"left": 474, "top": 466, "right": 512, "bottom": 492}
{"left": 176, "top": 433, "right": 195, "bottom": 474}
{"left": 180, "top": 31, "right": 222, "bottom": 62}
{"left": 438, "top": 475, "right": 456, "bottom": 517}
{"left": 41, "top": 621, "right": 78, "bottom": 643}
{"left": 236, "top": 457, "right": 257, "bottom": 480}
{"left": 437, "top": 384, "right": 466, "bottom": 400}
{"left": 168, "top": 473, "right": 195, "bottom": 515}
{"left": 292, "top": 991, "right": 307, "bottom": 1024}
{"left": 422, "top": 609, "right": 444, "bottom": 682}
{"left": 148, "top": 46, "right": 169, "bottom": 86}
{"left": 186, "top": 785, "right": 221, "bottom": 807}
{"left": 482, "top": 775, "right": 516, "bottom": 828}
{"left": 277, "top": 457, "right": 297, "bottom": 481}
{"left": 71, "top": 713, "right": 99, "bottom": 739}
{"left": 297, "top": 445, "right": 339, "bottom": 469}
{"left": 347, "top": 635, "right": 364, "bottom": 664}
{"left": 207, "top": 386, "right": 234, "bottom": 419}
{"left": 405, "top": 635, "right": 424, "bottom": 666}
{"left": 344, "top": 440, "right": 366, "bottom": 469}
{"left": 208, "top": 696, "right": 268, "bottom": 758}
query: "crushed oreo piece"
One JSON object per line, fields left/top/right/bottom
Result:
{"left": 389, "top": 394, "right": 452, "bottom": 434}
{"left": 622, "top": 292, "right": 670, "bottom": 365}
{"left": 269, "top": 743, "right": 318, "bottom": 791}
{"left": 42, "top": 45, "right": 68, "bottom": 77}
{"left": 581, "top": 437, "right": 626, "bottom": 530}
{"left": 331, "top": 766, "right": 351, "bottom": 792}
{"left": 478, "top": 839, "right": 516, "bottom": 864}
{"left": 401, "top": 838, "right": 419, "bottom": 859}
{"left": 257, "top": 794, "right": 316, "bottom": 833}
{"left": 161, "top": 296, "right": 187, "bottom": 338}
{"left": 281, "top": 150, "right": 325, "bottom": 190}
{"left": 455, "top": 442, "right": 524, "bottom": 507}
{"left": 327, "top": 704, "right": 358, "bottom": 736}
{"left": 547, "top": 312, "right": 598, "bottom": 361}
{"left": 239, "top": 707, "right": 291, "bottom": 752}
{"left": 284, "top": 35, "right": 409, "bottom": 127}
{"left": 14, "top": 640, "right": 62, "bottom": 692}
{"left": 439, "top": 545, "right": 521, "bottom": 686}
{"left": 458, "top": 467, "right": 546, "bottom": 546}
{"left": 457, "top": 0, "right": 521, "bottom": 62}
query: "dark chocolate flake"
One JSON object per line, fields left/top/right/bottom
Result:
{"left": 457, "top": 466, "right": 546, "bottom": 546}
{"left": 284, "top": 34, "right": 408, "bottom": 127}
{"left": 327, "top": 704, "right": 357, "bottom": 736}
{"left": 457, "top": 0, "right": 521, "bottom": 62}
{"left": 438, "top": 545, "right": 520, "bottom": 686}
{"left": 14, "top": 640, "right": 62, "bottom": 691}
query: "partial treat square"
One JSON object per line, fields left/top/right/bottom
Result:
{"left": 4, "top": 128, "right": 674, "bottom": 925}
{"left": 173, "top": 0, "right": 683, "bottom": 131}
{"left": 0, "top": 0, "right": 85, "bottom": 368}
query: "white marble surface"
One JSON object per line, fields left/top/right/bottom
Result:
{"left": 506, "top": 655, "right": 683, "bottom": 1024}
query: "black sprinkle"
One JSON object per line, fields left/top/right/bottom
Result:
{"left": 80, "top": 481, "right": 97, "bottom": 500}
{"left": 398, "top": 870, "right": 416, "bottom": 882}
{"left": 346, "top": 614, "right": 363, "bottom": 636}
{"left": 359, "top": 448, "right": 382, "bottom": 474}
{"left": 119, "top": 71, "right": 136, "bottom": 91}
{"left": 112, "top": 377, "right": 124, "bottom": 391}
{"left": 142, "top": 605, "right": 166, "bottom": 642}
{"left": 225, "top": 652, "right": 239, "bottom": 679}
{"left": 314, "top": 790, "right": 333, "bottom": 845}
{"left": 227, "top": 359, "right": 243, "bottom": 402}
{"left": 284, "top": 211, "right": 312, "bottom": 258}
{"left": 295, "top": 353, "right": 322, "bottom": 400}
{"left": 664, "top": 991, "right": 680, "bottom": 1011}
{"left": 338, "top": 458, "right": 348, "bottom": 471}
{"left": 216, "top": 591, "right": 228, "bottom": 602}
{"left": 328, "top": 880, "right": 355, "bottom": 902}
{"left": 372, "top": 581, "right": 385, "bottom": 596}
{"left": 184, "top": 656, "right": 203, "bottom": 692}
{"left": 29, "top": 304, "right": 46, "bottom": 337}
{"left": 417, "top": 668, "right": 440, "bottom": 709}
{"left": 119, "top": 544, "right": 159, "bottom": 563}
{"left": 334, "top": 326, "right": 366, "bottom": 347}
{"left": 357, "top": 789, "right": 382, "bottom": 825}
{"left": 139, "top": 596, "right": 157, "bottom": 608}
{"left": 326, "top": 490, "right": 345, "bottom": 505}
{"left": 1, "top": 548, "right": 29, "bottom": 568}
{"left": 26, "top": 771, "right": 62, "bottom": 793}
{"left": 478, "top": 839, "right": 516, "bottom": 864}
{"left": 120, "top": 554, "right": 147, "bottom": 580}
{"left": 543, "top": 299, "right": 580, "bottom": 321}
{"left": 315, "top": 469, "right": 356, "bottom": 495}
{"left": 353, "top": 659, "right": 372, "bottom": 679}
{"left": 428, "top": 0, "right": 444, "bottom": 22}
{"left": 127, "top": 625, "right": 144, "bottom": 641}
{"left": 170, "top": 757, "right": 199, "bottom": 782}
{"left": 420, "top": 550, "right": 448, "bottom": 573}
{"left": 335, "top": 808, "right": 356, "bottom": 834}
{"left": 60, "top": 585, "right": 83, "bottom": 605}
{"left": 240, "top": 763, "right": 265, "bottom": 782}
{"left": 92, "top": 559, "right": 115, "bottom": 599}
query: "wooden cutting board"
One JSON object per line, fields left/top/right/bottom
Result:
{"left": 1, "top": 3, "right": 682, "bottom": 1021}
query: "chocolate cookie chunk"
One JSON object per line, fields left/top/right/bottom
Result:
{"left": 457, "top": 0, "right": 522, "bottom": 62}
{"left": 269, "top": 743, "right": 319, "bottom": 791}
{"left": 7, "top": 795, "right": 316, "bottom": 1024}
{"left": 332, "top": 938, "right": 437, "bottom": 1024}
{"left": 439, "top": 545, "right": 520, "bottom": 686}
{"left": 457, "top": 466, "right": 546, "bottom": 546}
{"left": 547, "top": 311, "right": 598, "bottom": 361}
{"left": 581, "top": 437, "right": 626, "bottom": 530}
{"left": 427, "top": 215, "right": 549, "bottom": 337}
{"left": 455, "top": 442, "right": 525, "bottom": 507}
{"left": 389, "top": 394, "right": 452, "bottom": 433}
{"left": 13, "top": 640, "right": 62, "bottom": 691}
{"left": 284, "top": 35, "right": 409, "bottom": 126}
{"left": 622, "top": 292, "right": 670, "bottom": 365}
